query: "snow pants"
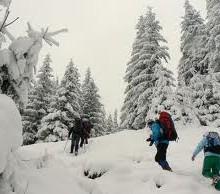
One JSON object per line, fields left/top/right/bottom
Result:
{"left": 202, "top": 155, "right": 220, "bottom": 190}
{"left": 70, "top": 134, "right": 80, "bottom": 154}
{"left": 155, "top": 143, "right": 172, "bottom": 171}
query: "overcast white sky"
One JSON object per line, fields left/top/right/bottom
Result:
{"left": 8, "top": 0, "right": 206, "bottom": 114}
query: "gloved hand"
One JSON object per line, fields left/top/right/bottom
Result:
{"left": 149, "top": 141, "right": 154, "bottom": 146}
{"left": 146, "top": 137, "right": 152, "bottom": 142}
{"left": 146, "top": 137, "right": 154, "bottom": 146}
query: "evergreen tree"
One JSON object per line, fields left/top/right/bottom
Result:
{"left": 60, "top": 59, "right": 82, "bottom": 118}
{"left": 106, "top": 114, "right": 114, "bottom": 134}
{"left": 36, "top": 89, "right": 69, "bottom": 142}
{"left": 206, "top": 0, "right": 220, "bottom": 126}
{"left": 37, "top": 59, "right": 82, "bottom": 142}
{"left": 176, "top": 0, "right": 208, "bottom": 126}
{"left": 121, "top": 8, "right": 170, "bottom": 129}
{"left": 146, "top": 65, "right": 176, "bottom": 120}
{"left": 178, "top": 0, "right": 205, "bottom": 86}
{"left": 52, "top": 75, "right": 60, "bottom": 91}
{"left": 113, "top": 109, "right": 119, "bottom": 131}
{"left": 190, "top": 73, "right": 220, "bottom": 127}
{"left": 120, "top": 15, "right": 146, "bottom": 129}
{"left": 175, "top": 80, "right": 200, "bottom": 125}
{"left": 206, "top": 0, "right": 220, "bottom": 73}
{"left": 82, "top": 68, "right": 105, "bottom": 136}
{"left": 22, "top": 85, "right": 39, "bottom": 145}
{"left": 100, "top": 107, "right": 108, "bottom": 135}
{"left": 188, "top": 0, "right": 220, "bottom": 127}
{"left": 35, "top": 54, "right": 54, "bottom": 119}
{"left": 22, "top": 54, "right": 54, "bottom": 143}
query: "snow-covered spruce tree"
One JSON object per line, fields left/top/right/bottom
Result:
{"left": 206, "top": 0, "right": 220, "bottom": 126}
{"left": 188, "top": 0, "right": 220, "bottom": 127}
{"left": 176, "top": 0, "right": 208, "bottom": 126}
{"left": 178, "top": 0, "right": 205, "bottom": 86}
{"left": 22, "top": 67, "right": 60, "bottom": 145}
{"left": 37, "top": 59, "right": 82, "bottom": 142}
{"left": 189, "top": 73, "right": 220, "bottom": 127}
{"left": 36, "top": 90, "right": 69, "bottom": 142}
{"left": 121, "top": 7, "right": 170, "bottom": 129}
{"left": 120, "top": 15, "right": 146, "bottom": 129}
{"left": 106, "top": 114, "right": 114, "bottom": 134}
{"left": 82, "top": 68, "right": 105, "bottom": 137}
{"left": 206, "top": 0, "right": 220, "bottom": 74}
{"left": 174, "top": 79, "right": 201, "bottom": 125}
{"left": 113, "top": 109, "right": 119, "bottom": 132}
{"left": 60, "top": 59, "right": 82, "bottom": 119}
{"left": 52, "top": 75, "right": 60, "bottom": 91}
{"left": 146, "top": 64, "right": 176, "bottom": 120}
{"left": 100, "top": 106, "right": 108, "bottom": 135}
{"left": 26, "top": 54, "right": 54, "bottom": 140}
{"left": 22, "top": 84, "right": 39, "bottom": 145}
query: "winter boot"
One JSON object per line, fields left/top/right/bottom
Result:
{"left": 159, "top": 161, "right": 172, "bottom": 172}
{"left": 213, "top": 176, "right": 220, "bottom": 190}
{"left": 164, "top": 166, "right": 173, "bottom": 172}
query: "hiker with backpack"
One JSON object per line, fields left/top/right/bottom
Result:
{"left": 68, "top": 117, "right": 83, "bottom": 156}
{"left": 80, "top": 117, "right": 93, "bottom": 147}
{"left": 146, "top": 111, "right": 178, "bottom": 171}
{"left": 192, "top": 131, "right": 220, "bottom": 190}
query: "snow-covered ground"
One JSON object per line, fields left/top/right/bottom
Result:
{"left": 14, "top": 125, "right": 220, "bottom": 194}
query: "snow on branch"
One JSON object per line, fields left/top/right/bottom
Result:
{"left": 0, "top": 0, "right": 11, "bottom": 8}
{"left": 0, "top": 1, "right": 18, "bottom": 42}
{"left": 27, "top": 22, "right": 68, "bottom": 47}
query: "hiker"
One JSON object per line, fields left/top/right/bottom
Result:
{"left": 68, "top": 117, "right": 82, "bottom": 156}
{"left": 146, "top": 119, "right": 172, "bottom": 171}
{"left": 80, "top": 117, "right": 93, "bottom": 147}
{"left": 192, "top": 131, "right": 220, "bottom": 190}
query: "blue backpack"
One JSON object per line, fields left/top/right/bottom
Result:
{"left": 204, "top": 132, "right": 220, "bottom": 154}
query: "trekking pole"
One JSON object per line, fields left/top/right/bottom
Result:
{"left": 64, "top": 138, "right": 69, "bottom": 152}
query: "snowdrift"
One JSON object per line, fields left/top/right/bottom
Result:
{"left": 0, "top": 94, "right": 22, "bottom": 173}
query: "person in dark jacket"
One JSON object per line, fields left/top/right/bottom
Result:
{"left": 146, "top": 119, "right": 172, "bottom": 171}
{"left": 80, "top": 117, "right": 93, "bottom": 147}
{"left": 68, "top": 117, "right": 82, "bottom": 156}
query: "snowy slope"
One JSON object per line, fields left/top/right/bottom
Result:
{"left": 16, "top": 125, "right": 219, "bottom": 194}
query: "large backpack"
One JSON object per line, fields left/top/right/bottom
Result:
{"left": 82, "top": 118, "right": 92, "bottom": 138}
{"left": 159, "top": 111, "right": 178, "bottom": 141}
{"left": 73, "top": 118, "right": 83, "bottom": 134}
{"left": 204, "top": 132, "right": 220, "bottom": 154}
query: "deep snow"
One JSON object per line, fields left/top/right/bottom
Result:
{"left": 0, "top": 94, "right": 22, "bottom": 173}
{"left": 15, "top": 125, "right": 220, "bottom": 194}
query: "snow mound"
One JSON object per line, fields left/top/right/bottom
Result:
{"left": 0, "top": 94, "right": 22, "bottom": 173}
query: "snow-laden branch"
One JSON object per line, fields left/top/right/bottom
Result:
{"left": 27, "top": 22, "right": 68, "bottom": 47}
